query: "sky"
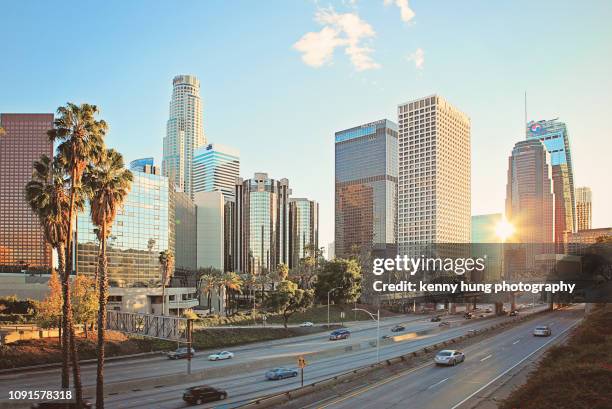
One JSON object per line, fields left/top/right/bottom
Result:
{"left": 1, "top": 0, "right": 611, "bottom": 251}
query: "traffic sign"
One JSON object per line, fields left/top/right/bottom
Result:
{"left": 298, "top": 356, "right": 307, "bottom": 368}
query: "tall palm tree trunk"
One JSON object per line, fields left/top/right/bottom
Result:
{"left": 57, "top": 243, "right": 66, "bottom": 348}
{"left": 161, "top": 282, "right": 166, "bottom": 316}
{"left": 96, "top": 223, "right": 108, "bottom": 409}
{"left": 65, "top": 166, "right": 83, "bottom": 407}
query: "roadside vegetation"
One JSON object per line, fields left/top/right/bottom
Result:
{"left": 500, "top": 304, "right": 612, "bottom": 409}
{"left": 0, "top": 326, "right": 331, "bottom": 370}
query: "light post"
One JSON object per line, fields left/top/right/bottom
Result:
{"left": 353, "top": 308, "right": 380, "bottom": 362}
{"left": 327, "top": 287, "right": 341, "bottom": 328}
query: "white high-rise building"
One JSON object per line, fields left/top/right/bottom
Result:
{"left": 193, "top": 143, "right": 240, "bottom": 201}
{"left": 162, "top": 74, "right": 205, "bottom": 197}
{"left": 398, "top": 95, "right": 471, "bottom": 250}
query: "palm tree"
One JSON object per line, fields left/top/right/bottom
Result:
{"left": 198, "top": 274, "right": 216, "bottom": 314}
{"left": 159, "top": 250, "right": 175, "bottom": 316}
{"left": 84, "top": 148, "right": 132, "bottom": 409}
{"left": 25, "top": 155, "right": 70, "bottom": 387}
{"left": 221, "top": 272, "right": 243, "bottom": 315}
{"left": 48, "top": 103, "right": 107, "bottom": 408}
{"left": 0, "top": 125, "right": 5, "bottom": 136}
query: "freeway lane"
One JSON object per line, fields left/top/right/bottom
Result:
{"left": 315, "top": 305, "right": 583, "bottom": 409}
{"left": 0, "top": 313, "right": 437, "bottom": 395}
{"left": 97, "top": 306, "right": 546, "bottom": 408}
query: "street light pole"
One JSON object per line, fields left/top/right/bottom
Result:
{"left": 353, "top": 307, "right": 380, "bottom": 363}
{"left": 327, "top": 287, "right": 341, "bottom": 328}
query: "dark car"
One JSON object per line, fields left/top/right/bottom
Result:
{"left": 167, "top": 347, "right": 195, "bottom": 359}
{"left": 182, "top": 385, "right": 227, "bottom": 405}
{"left": 464, "top": 312, "right": 473, "bottom": 319}
{"left": 431, "top": 316, "right": 441, "bottom": 322}
{"left": 509, "top": 310, "right": 518, "bottom": 316}
{"left": 31, "top": 402, "right": 93, "bottom": 409}
{"left": 329, "top": 329, "right": 350, "bottom": 340}
{"left": 391, "top": 325, "right": 405, "bottom": 332}
{"left": 265, "top": 367, "right": 298, "bottom": 380}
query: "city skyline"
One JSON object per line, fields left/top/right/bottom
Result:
{"left": 2, "top": 1, "right": 612, "bottom": 251}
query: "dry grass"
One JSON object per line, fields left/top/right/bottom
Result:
{"left": 500, "top": 304, "right": 612, "bottom": 409}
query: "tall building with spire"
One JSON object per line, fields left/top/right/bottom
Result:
{"left": 575, "top": 186, "right": 592, "bottom": 231}
{"left": 526, "top": 119, "right": 575, "bottom": 245}
{"left": 162, "top": 74, "right": 205, "bottom": 198}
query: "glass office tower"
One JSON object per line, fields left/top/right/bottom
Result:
{"left": 334, "top": 119, "right": 398, "bottom": 258}
{"left": 0, "top": 113, "right": 54, "bottom": 273}
{"left": 129, "top": 157, "right": 154, "bottom": 172}
{"left": 526, "top": 119, "right": 576, "bottom": 245}
{"left": 76, "top": 170, "right": 175, "bottom": 287}
{"left": 289, "top": 198, "right": 319, "bottom": 268}
{"left": 233, "top": 173, "right": 290, "bottom": 275}
{"left": 193, "top": 143, "right": 240, "bottom": 201}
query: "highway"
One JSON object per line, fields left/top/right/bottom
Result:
{"left": 310, "top": 305, "right": 583, "bottom": 409}
{"left": 0, "top": 303, "right": 544, "bottom": 409}
{"left": 97, "top": 305, "right": 544, "bottom": 408}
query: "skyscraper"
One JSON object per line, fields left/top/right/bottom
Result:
{"left": 505, "top": 139, "right": 555, "bottom": 269}
{"left": 129, "top": 157, "right": 154, "bottom": 172}
{"left": 289, "top": 198, "right": 319, "bottom": 268}
{"left": 233, "top": 173, "right": 291, "bottom": 275}
{"left": 526, "top": 119, "right": 576, "bottom": 244}
{"left": 334, "top": 119, "right": 398, "bottom": 258}
{"left": 575, "top": 186, "right": 592, "bottom": 231}
{"left": 0, "top": 113, "right": 54, "bottom": 273}
{"left": 76, "top": 168, "right": 175, "bottom": 287}
{"left": 162, "top": 74, "right": 205, "bottom": 197}
{"left": 193, "top": 143, "right": 240, "bottom": 201}
{"left": 397, "top": 95, "right": 471, "bottom": 250}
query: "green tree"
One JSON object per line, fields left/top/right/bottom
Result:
{"left": 25, "top": 154, "right": 71, "bottom": 387}
{"left": 48, "top": 103, "right": 107, "bottom": 406}
{"left": 265, "top": 280, "right": 314, "bottom": 328}
{"left": 277, "top": 263, "right": 289, "bottom": 281}
{"left": 71, "top": 275, "right": 98, "bottom": 338}
{"left": 158, "top": 249, "right": 175, "bottom": 316}
{"left": 315, "top": 259, "right": 362, "bottom": 304}
{"left": 36, "top": 269, "right": 63, "bottom": 340}
{"left": 84, "top": 148, "right": 132, "bottom": 409}
{"left": 221, "top": 272, "right": 243, "bottom": 315}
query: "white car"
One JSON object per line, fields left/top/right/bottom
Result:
{"left": 434, "top": 350, "right": 465, "bottom": 366}
{"left": 533, "top": 326, "right": 552, "bottom": 337}
{"left": 300, "top": 321, "right": 314, "bottom": 327}
{"left": 208, "top": 351, "right": 234, "bottom": 361}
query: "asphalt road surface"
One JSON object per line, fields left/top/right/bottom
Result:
{"left": 0, "top": 303, "right": 544, "bottom": 409}
{"left": 311, "top": 305, "right": 583, "bottom": 409}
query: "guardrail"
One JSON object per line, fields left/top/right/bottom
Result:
{"left": 237, "top": 308, "right": 551, "bottom": 408}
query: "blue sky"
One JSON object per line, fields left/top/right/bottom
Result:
{"left": 2, "top": 0, "right": 611, "bottom": 249}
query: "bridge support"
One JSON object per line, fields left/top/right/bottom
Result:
{"left": 494, "top": 301, "right": 504, "bottom": 315}
{"left": 510, "top": 292, "right": 516, "bottom": 312}
{"left": 449, "top": 302, "right": 457, "bottom": 314}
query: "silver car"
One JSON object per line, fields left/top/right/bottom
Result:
{"left": 533, "top": 325, "right": 552, "bottom": 337}
{"left": 434, "top": 349, "right": 465, "bottom": 366}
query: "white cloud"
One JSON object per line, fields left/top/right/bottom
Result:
{"left": 384, "top": 0, "right": 416, "bottom": 23}
{"left": 293, "top": 8, "right": 380, "bottom": 71}
{"left": 408, "top": 47, "right": 424, "bottom": 69}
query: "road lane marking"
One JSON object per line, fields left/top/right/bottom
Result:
{"left": 317, "top": 361, "right": 434, "bottom": 408}
{"left": 450, "top": 317, "right": 582, "bottom": 409}
{"left": 427, "top": 377, "right": 449, "bottom": 389}
{"left": 512, "top": 340, "right": 520, "bottom": 345}
{"left": 480, "top": 354, "right": 492, "bottom": 362}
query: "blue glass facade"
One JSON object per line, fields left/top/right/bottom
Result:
{"left": 76, "top": 171, "right": 174, "bottom": 287}
{"left": 335, "top": 119, "right": 398, "bottom": 258}
{"left": 129, "top": 157, "right": 154, "bottom": 172}
{"left": 193, "top": 144, "right": 240, "bottom": 200}
{"left": 526, "top": 119, "right": 576, "bottom": 244}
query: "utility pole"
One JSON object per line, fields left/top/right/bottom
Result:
{"left": 186, "top": 318, "right": 193, "bottom": 375}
